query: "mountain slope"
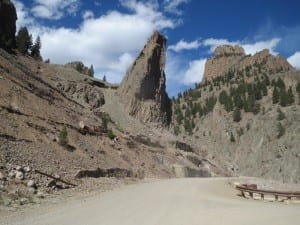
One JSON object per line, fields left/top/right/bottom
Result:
{"left": 172, "top": 45, "right": 300, "bottom": 183}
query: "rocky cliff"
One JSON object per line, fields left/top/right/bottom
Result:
{"left": 203, "top": 45, "right": 294, "bottom": 80}
{"left": 0, "top": 0, "right": 17, "bottom": 51}
{"left": 117, "top": 31, "right": 171, "bottom": 126}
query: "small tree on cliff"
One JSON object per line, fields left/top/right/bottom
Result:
{"left": 30, "top": 36, "right": 42, "bottom": 60}
{"left": 88, "top": 64, "right": 94, "bottom": 77}
{"left": 16, "top": 27, "right": 32, "bottom": 55}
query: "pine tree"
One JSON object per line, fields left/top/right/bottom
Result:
{"left": 279, "top": 88, "right": 288, "bottom": 107}
{"left": 103, "top": 75, "right": 107, "bottom": 82}
{"left": 16, "top": 27, "right": 32, "bottom": 55}
{"left": 233, "top": 108, "right": 241, "bottom": 122}
{"left": 31, "top": 36, "right": 42, "bottom": 60}
{"left": 272, "top": 87, "right": 279, "bottom": 104}
{"left": 88, "top": 64, "right": 94, "bottom": 77}
{"left": 287, "top": 86, "right": 294, "bottom": 105}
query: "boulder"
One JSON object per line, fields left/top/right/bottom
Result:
{"left": 8, "top": 170, "right": 15, "bottom": 179}
{"left": 27, "top": 180, "right": 36, "bottom": 188}
{"left": 15, "top": 171, "right": 24, "bottom": 180}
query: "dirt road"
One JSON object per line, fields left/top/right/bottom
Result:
{"left": 2, "top": 178, "right": 300, "bottom": 225}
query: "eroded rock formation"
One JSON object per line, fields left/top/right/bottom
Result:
{"left": 203, "top": 45, "right": 294, "bottom": 80}
{"left": 117, "top": 31, "right": 171, "bottom": 126}
{"left": 0, "top": 0, "right": 17, "bottom": 51}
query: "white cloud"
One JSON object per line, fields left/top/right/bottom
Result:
{"left": 83, "top": 10, "right": 94, "bottom": 20}
{"left": 33, "top": 1, "right": 180, "bottom": 83}
{"left": 164, "top": 0, "right": 189, "bottom": 15}
{"left": 183, "top": 59, "right": 206, "bottom": 85}
{"left": 31, "top": 0, "right": 80, "bottom": 20}
{"left": 203, "top": 37, "right": 281, "bottom": 55}
{"left": 168, "top": 39, "right": 201, "bottom": 52}
{"left": 242, "top": 38, "right": 281, "bottom": 55}
{"left": 203, "top": 38, "right": 238, "bottom": 52}
{"left": 12, "top": 0, "right": 34, "bottom": 29}
{"left": 120, "top": 0, "right": 178, "bottom": 29}
{"left": 287, "top": 52, "right": 300, "bottom": 69}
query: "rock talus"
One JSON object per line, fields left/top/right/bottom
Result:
{"left": 117, "top": 31, "right": 171, "bottom": 126}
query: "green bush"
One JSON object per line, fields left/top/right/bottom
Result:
{"left": 102, "top": 115, "right": 109, "bottom": 131}
{"left": 107, "top": 129, "right": 116, "bottom": 140}
{"left": 233, "top": 108, "right": 241, "bottom": 122}
{"left": 59, "top": 126, "right": 68, "bottom": 145}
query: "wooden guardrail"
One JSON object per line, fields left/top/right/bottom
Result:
{"left": 235, "top": 184, "right": 300, "bottom": 201}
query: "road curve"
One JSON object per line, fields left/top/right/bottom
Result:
{"left": 2, "top": 178, "right": 300, "bottom": 225}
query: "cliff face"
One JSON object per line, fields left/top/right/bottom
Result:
{"left": 117, "top": 31, "right": 171, "bottom": 126}
{"left": 203, "top": 45, "right": 294, "bottom": 81}
{"left": 0, "top": 0, "right": 17, "bottom": 51}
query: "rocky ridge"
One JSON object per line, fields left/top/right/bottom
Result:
{"left": 203, "top": 45, "right": 294, "bottom": 80}
{"left": 117, "top": 31, "right": 172, "bottom": 126}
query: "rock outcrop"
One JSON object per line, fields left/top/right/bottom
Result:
{"left": 117, "top": 31, "right": 171, "bottom": 126}
{"left": 0, "top": 0, "right": 17, "bottom": 51}
{"left": 56, "top": 81, "right": 105, "bottom": 109}
{"left": 65, "top": 61, "right": 89, "bottom": 75}
{"left": 203, "top": 45, "right": 294, "bottom": 81}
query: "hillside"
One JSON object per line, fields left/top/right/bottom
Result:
{"left": 172, "top": 45, "right": 300, "bottom": 183}
{"left": 0, "top": 33, "right": 222, "bottom": 207}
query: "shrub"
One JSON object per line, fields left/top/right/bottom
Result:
{"left": 102, "top": 115, "right": 109, "bottom": 131}
{"left": 233, "top": 108, "right": 241, "bottom": 122}
{"left": 59, "top": 126, "right": 68, "bottom": 145}
{"left": 107, "top": 129, "right": 116, "bottom": 140}
{"left": 230, "top": 132, "right": 235, "bottom": 142}
{"left": 277, "top": 108, "right": 285, "bottom": 121}
{"left": 277, "top": 122, "right": 285, "bottom": 138}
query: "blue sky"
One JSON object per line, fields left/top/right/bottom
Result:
{"left": 13, "top": 0, "right": 300, "bottom": 96}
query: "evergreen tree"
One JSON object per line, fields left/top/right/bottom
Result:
{"left": 276, "top": 77, "right": 285, "bottom": 89}
{"left": 31, "top": 36, "right": 42, "bottom": 60}
{"left": 277, "top": 108, "right": 285, "bottom": 121}
{"left": 16, "top": 27, "right": 32, "bottom": 55}
{"left": 88, "top": 64, "right": 94, "bottom": 77}
{"left": 103, "top": 75, "right": 107, "bottom": 82}
{"left": 262, "top": 81, "right": 268, "bottom": 96}
{"left": 233, "top": 108, "right": 241, "bottom": 122}
{"left": 296, "top": 83, "right": 300, "bottom": 94}
{"left": 279, "top": 88, "right": 288, "bottom": 107}
{"left": 287, "top": 86, "right": 294, "bottom": 105}
{"left": 272, "top": 87, "right": 279, "bottom": 104}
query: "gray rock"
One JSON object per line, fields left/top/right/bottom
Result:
{"left": 27, "top": 180, "right": 36, "bottom": 188}
{"left": 23, "top": 166, "right": 31, "bottom": 173}
{"left": 15, "top": 171, "right": 24, "bottom": 180}
{"left": 36, "top": 190, "right": 45, "bottom": 198}
{"left": 8, "top": 170, "right": 15, "bottom": 179}
{"left": 28, "top": 187, "right": 37, "bottom": 194}
{"left": 0, "top": 171, "right": 5, "bottom": 180}
{"left": 15, "top": 165, "right": 22, "bottom": 171}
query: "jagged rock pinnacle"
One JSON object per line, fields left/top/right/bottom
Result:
{"left": 117, "top": 31, "right": 171, "bottom": 126}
